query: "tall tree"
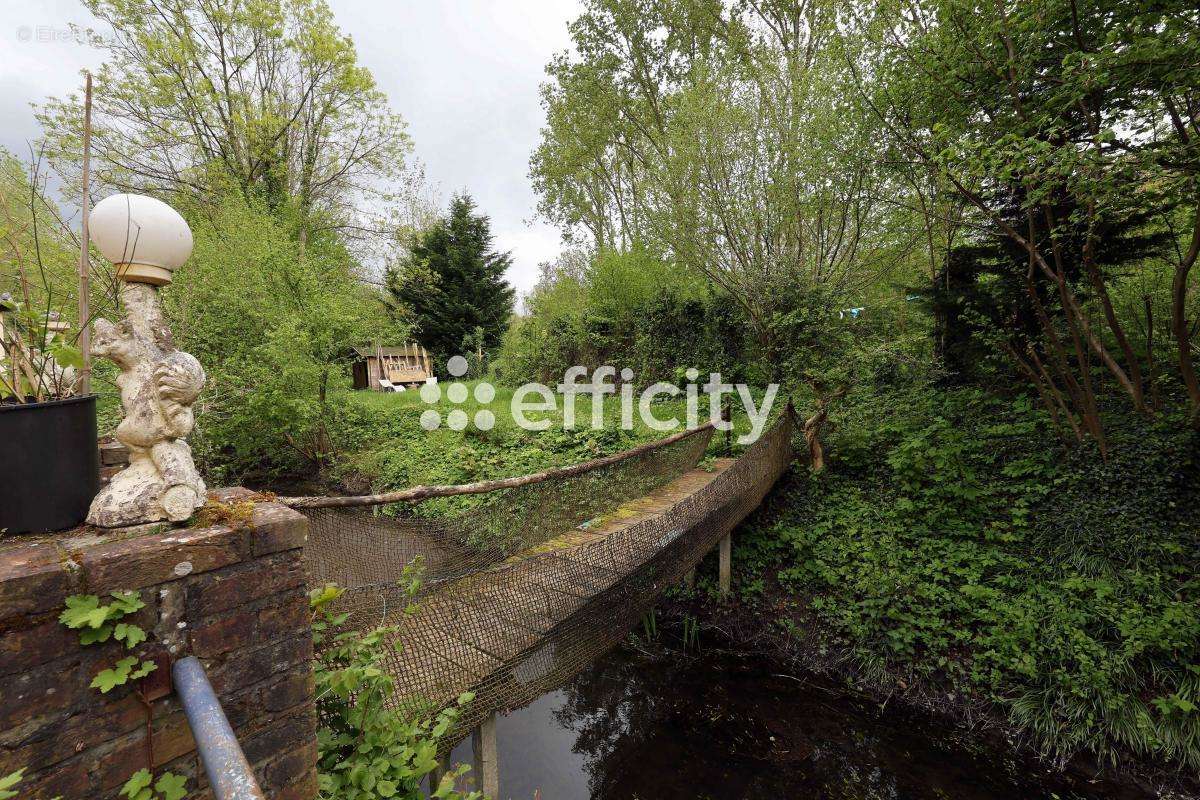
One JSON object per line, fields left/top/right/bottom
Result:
{"left": 386, "top": 196, "right": 515, "bottom": 362}
{"left": 849, "top": 0, "right": 1200, "bottom": 441}
{"left": 532, "top": 0, "right": 918, "bottom": 350}
{"left": 37, "top": 0, "right": 412, "bottom": 250}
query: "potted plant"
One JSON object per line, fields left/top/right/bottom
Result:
{"left": 0, "top": 296, "right": 99, "bottom": 533}
{"left": 0, "top": 153, "right": 103, "bottom": 534}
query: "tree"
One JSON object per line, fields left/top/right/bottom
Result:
{"left": 531, "top": 0, "right": 919, "bottom": 355}
{"left": 385, "top": 196, "right": 515, "bottom": 364}
{"left": 37, "top": 0, "right": 412, "bottom": 251}
{"left": 849, "top": 0, "right": 1200, "bottom": 443}
{"left": 164, "top": 192, "right": 401, "bottom": 477}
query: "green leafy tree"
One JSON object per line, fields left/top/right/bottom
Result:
{"left": 532, "top": 0, "right": 918, "bottom": 351}
{"left": 38, "top": 0, "right": 412, "bottom": 247}
{"left": 386, "top": 195, "right": 515, "bottom": 364}
{"left": 850, "top": 0, "right": 1200, "bottom": 441}
{"left": 164, "top": 194, "right": 401, "bottom": 478}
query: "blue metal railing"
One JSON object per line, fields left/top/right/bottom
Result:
{"left": 172, "top": 657, "right": 266, "bottom": 800}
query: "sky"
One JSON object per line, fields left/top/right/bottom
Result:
{"left": 0, "top": 0, "right": 582, "bottom": 298}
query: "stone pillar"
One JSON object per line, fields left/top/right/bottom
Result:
{"left": 719, "top": 534, "right": 731, "bottom": 596}
{"left": 0, "top": 489, "right": 316, "bottom": 800}
{"left": 471, "top": 713, "right": 499, "bottom": 798}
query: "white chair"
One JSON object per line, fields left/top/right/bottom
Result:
{"left": 378, "top": 378, "right": 401, "bottom": 393}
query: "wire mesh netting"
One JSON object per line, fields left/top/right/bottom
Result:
{"left": 297, "top": 410, "right": 794, "bottom": 746}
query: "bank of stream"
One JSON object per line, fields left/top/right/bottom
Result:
{"left": 439, "top": 634, "right": 1134, "bottom": 800}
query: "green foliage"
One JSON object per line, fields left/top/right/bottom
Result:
{"left": 119, "top": 769, "right": 187, "bottom": 800}
{"left": 499, "top": 245, "right": 756, "bottom": 386}
{"left": 62, "top": 590, "right": 146, "bottom": 648}
{"left": 38, "top": 0, "right": 411, "bottom": 227}
{"left": 162, "top": 193, "right": 400, "bottom": 479}
{"left": 386, "top": 195, "right": 515, "bottom": 366}
{"left": 310, "top": 580, "right": 481, "bottom": 800}
{"left": 531, "top": 0, "right": 916, "bottom": 351}
{"left": 54, "top": 595, "right": 184, "bottom": 795}
{"left": 752, "top": 385, "right": 1200, "bottom": 770}
{"left": 856, "top": 0, "right": 1200, "bottom": 432}
{"left": 60, "top": 591, "right": 157, "bottom": 693}
{"left": 0, "top": 770, "right": 25, "bottom": 800}
{"left": 0, "top": 149, "right": 114, "bottom": 404}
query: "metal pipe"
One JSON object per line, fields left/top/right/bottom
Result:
{"left": 172, "top": 656, "right": 266, "bottom": 800}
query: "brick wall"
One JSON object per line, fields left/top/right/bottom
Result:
{"left": 98, "top": 438, "right": 130, "bottom": 486}
{"left": 0, "top": 489, "right": 317, "bottom": 800}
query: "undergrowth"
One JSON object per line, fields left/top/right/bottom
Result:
{"left": 738, "top": 386, "right": 1200, "bottom": 773}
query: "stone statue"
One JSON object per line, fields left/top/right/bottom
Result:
{"left": 87, "top": 282, "right": 207, "bottom": 527}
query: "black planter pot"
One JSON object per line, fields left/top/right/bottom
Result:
{"left": 0, "top": 395, "right": 100, "bottom": 534}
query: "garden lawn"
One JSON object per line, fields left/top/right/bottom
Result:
{"left": 326, "top": 383, "right": 774, "bottom": 501}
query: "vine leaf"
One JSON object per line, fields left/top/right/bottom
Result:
{"left": 0, "top": 769, "right": 25, "bottom": 800}
{"left": 92, "top": 656, "right": 138, "bottom": 693}
{"left": 114, "top": 623, "right": 147, "bottom": 649}
{"left": 119, "top": 769, "right": 153, "bottom": 800}
{"left": 154, "top": 772, "right": 187, "bottom": 800}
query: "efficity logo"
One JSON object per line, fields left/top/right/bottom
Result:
{"left": 419, "top": 357, "right": 779, "bottom": 445}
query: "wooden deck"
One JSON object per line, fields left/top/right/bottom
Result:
{"left": 386, "top": 459, "right": 734, "bottom": 712}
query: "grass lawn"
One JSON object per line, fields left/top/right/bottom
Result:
{"left": 325, "top": 381, "right": 779, "bottom": 496}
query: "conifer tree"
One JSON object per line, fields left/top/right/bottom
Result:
{"left": 386, "top": 195, "right": 515, "bottom": 365}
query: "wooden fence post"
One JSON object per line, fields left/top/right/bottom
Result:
{"left": 472, "top": 712, "right": 499, "bottom": 798}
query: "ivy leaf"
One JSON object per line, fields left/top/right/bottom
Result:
{"left": 109, "top": 590, "right": 145, "bottom": 615}
{"left": 129, "top": 660, "right": 158, "bottom": 681}
{"left": 119, "top": 769, "right": 152, "bottom": 799}
{"left": 114, "top": 623, "right": 147, "bottom": 649}
{"left": 154, "top": 772, "right": 188, "bottom": 800}
{"left": 59, "top": 595, "right": 102, "bottom": 629}
{"left": 0, "top": 769, "right": 25, "bottom": 800}
{"left": 376, "top": 779, "right": 397, "bottom": 797}
{"left": 79, "top": 624, "right": 115, "bottom": 645}
{"left": 92, "top": 656, "right": 138, "bottom": 693}
{"left": 49, "top": 343, "right": 84, "bottom": 370}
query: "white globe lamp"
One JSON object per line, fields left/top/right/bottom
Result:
{"left": 89, "top": 193, "right": 193, "bottom": 286}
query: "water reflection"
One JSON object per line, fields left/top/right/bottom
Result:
{"left": 443, "top": 644, "right": 1102, "bottom": 800}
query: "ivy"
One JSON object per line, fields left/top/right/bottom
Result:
{"left": 0, "top": 770, "right": 27, "bottom": 800}
{"left": 60, "top": 592, "right": 157, "bottom": 693}
{"left": 55, "top": 595, "right": 187, "bottom": 797}
{"left": 120, "top": 769, "right": 187, "bottom": 800}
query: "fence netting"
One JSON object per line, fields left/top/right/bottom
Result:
{"left": 296, "top": 410, "right": 794, "bottom": 747}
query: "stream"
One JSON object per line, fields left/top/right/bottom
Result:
{"left": 439, "top": 639, "right": 1115, "bottom": 800}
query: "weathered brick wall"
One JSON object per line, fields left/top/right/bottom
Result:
{"left": 0, "top": 489, "right": 317, "bottom": 800}
{"left": 98, "top": 438, "right": 131, "bottom": 486}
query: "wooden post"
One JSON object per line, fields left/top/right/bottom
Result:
{"left": 77, "top": 71, "right": 93, "bottom": 395}
{"left": 472, "top": 712, "right": 499, "bottom": 798}
{"left": 719, "top": 534, "right": 731, "bottom": 596}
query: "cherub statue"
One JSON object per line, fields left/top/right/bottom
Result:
{"left": 87, "top": 282, "right": 207, "bottom": 527}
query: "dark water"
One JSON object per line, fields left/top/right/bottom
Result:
{"left": 440, "top": 642, "right": 1113, "bottom": 800}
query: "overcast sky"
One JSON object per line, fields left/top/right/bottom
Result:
{"left": 0, "top": 0, "right": 581, "bottom": 297}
